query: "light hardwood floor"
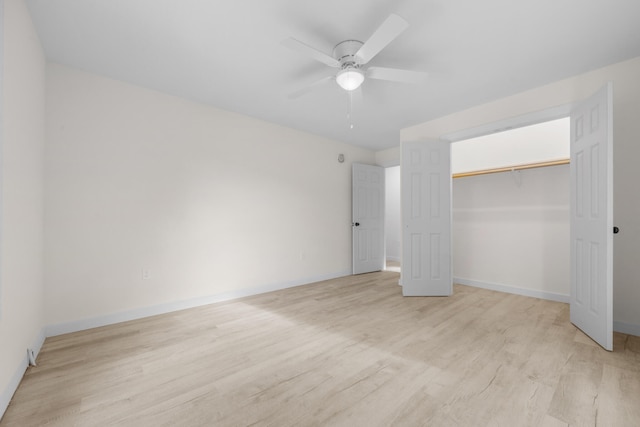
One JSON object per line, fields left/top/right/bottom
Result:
{"left": 2, "top": 271, "right": 639, "bottom": 426}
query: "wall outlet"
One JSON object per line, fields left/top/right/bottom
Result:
{"left": 142, "top": 269, "right": 151, "bottom": 280}
{"left": 27, "top": 349, "right": 37, "bottom": 367}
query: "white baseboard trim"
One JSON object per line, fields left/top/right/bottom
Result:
{"left": 613, "top": 321, "right": 640, "bottom": 337}
{"left": 454, "top": 278, "right": 640, "bottom": 337}
{"left": 45, "top": 270, "right": 351, "bottom": 337}
{"left": 385, "top": 256, "right": 401, "bottom": 262}
{"left": 0, "top": 356, "right": 27, "bottom": 421}
{"left": 1, "top": 329, "right": 46, "bottom": 420}
{"left": 30, "top": 329, "right": 46, "bottom": 362}
{"left": 454, "top": 277, "right": 570, "bottom": 304}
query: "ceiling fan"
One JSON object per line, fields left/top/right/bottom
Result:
{"left": 283, "top": 14, "right": 427, "bottom": 99}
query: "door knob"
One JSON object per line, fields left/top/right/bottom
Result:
{"left": 613, "top": 226, "right": 619, "bottom": 234}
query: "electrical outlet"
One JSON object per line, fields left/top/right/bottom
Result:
{"left": 142, "top": 269, "right": 151, "bottom": 280}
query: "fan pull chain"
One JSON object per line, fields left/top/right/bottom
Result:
{"left": 347, "top": 91, "right": 354, "bottom": 129}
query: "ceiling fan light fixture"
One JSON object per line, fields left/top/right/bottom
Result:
{"left": 336, "top": 68, "right": 365, "bottom": 91}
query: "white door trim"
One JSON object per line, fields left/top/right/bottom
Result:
{"left": 441, "top": 104, "right": 573, "bottom": 143}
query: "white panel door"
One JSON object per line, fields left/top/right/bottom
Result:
{"left": 401, "top": 140, "right": 452, "bottom": 296}
{"left": 570, "top": 83, "right": 613, "bottom": 351}
{"left": 352, "top": 163, "right": 385, "bottom": 275}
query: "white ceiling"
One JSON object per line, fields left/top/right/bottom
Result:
{"left": 25, "top": 0, "right": 640, "bottom": 151}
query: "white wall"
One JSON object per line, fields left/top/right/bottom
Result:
{"left": 453, "top": 165, "right": 569, "bottom": 299}
{"left": 451, "top": 118, "right": 569, "bottom": 174}
{"left": 44, "top": 63, "right": 375, "bottom": 330}
{"left": 402, "top": 56, "right": 640, "bottom": 334}
{"left": 384, "top": 166, "right": 400, "bottom": 261}
{"left": 375, "top": 147, "right": 401, "bottom": 167}
{"left": 0, "top": 0, "right": 46, "bottom": 415}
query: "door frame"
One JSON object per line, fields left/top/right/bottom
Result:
{"left": 440, "top": 104, "right": 573, "bottom": 144}
{"left": 0, "top": 0, "right": 4, "bottom": 318}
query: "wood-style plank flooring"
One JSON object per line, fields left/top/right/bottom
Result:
{"left": 2, "top": 271, "right": 639, "bottom": 426}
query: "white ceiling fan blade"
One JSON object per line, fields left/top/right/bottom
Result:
{"left": 282, "top": 37, "right": 340, "bottom": 68}
{"left": 355, "top": 14, "right": 409, "bottom": 65}
{"left": 366, "top": 66, "right": 427, "bottom": 84}
{"left": 288, "top": 76, "right": 335, "bottom": 99}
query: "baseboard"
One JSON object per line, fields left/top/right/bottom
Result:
{"left": 613, "top": 321, "right": 640, "bottom": 337}
{"left": 454, "top": 278, "right": 640, "bottom": 337}
{"left": 45, "top": 270, "right": 351, "bottom": 337}
{"left": 454, "top": 277, "right": 570, "bottom": 303}
{"left": 1, "top": 329, "right": 46, "bottom": 420}
{"left": 0, "top": 355, "right": 27, "bottom": 421}
{"left": 386, "top": 256, "right": 401, "bottom": 262}
{"left": 30, "top": 329, "right": 46, "bottom": 362}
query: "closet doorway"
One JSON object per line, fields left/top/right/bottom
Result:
{"left": 450, "top": 117, "right": 570, "bottom": 301}
{"left": 399, "top": 85, "right": 614, "bottom": 350}
{"left": 384, "top": 165, "right": 401, "bottom": 273}
{"left": 384, "top": 116, "right": 570, "bottom": 299}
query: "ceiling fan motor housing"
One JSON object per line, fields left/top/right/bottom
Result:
{"left": 333, "top": 40, "right": 364, "bottom": 69}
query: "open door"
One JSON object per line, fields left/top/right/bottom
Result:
{"left": 352, "top": 163, "right": 385, "bottom": 274}
{"left": 570, "top": 83, "right": 614, "bottom": 351}
{"left": 401, "top": 140, "right": 452, "bottom": 296}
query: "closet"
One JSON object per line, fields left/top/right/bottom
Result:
{"left": 385, "top": 118, "right": 570, "bottom": 299}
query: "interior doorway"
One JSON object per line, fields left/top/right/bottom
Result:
{"left": 384, "top": 165, "right": 401, "bottom": 273}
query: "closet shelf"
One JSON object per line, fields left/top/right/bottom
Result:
{"left": 452, "top": 158, "right": 569, "bottom": 179}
